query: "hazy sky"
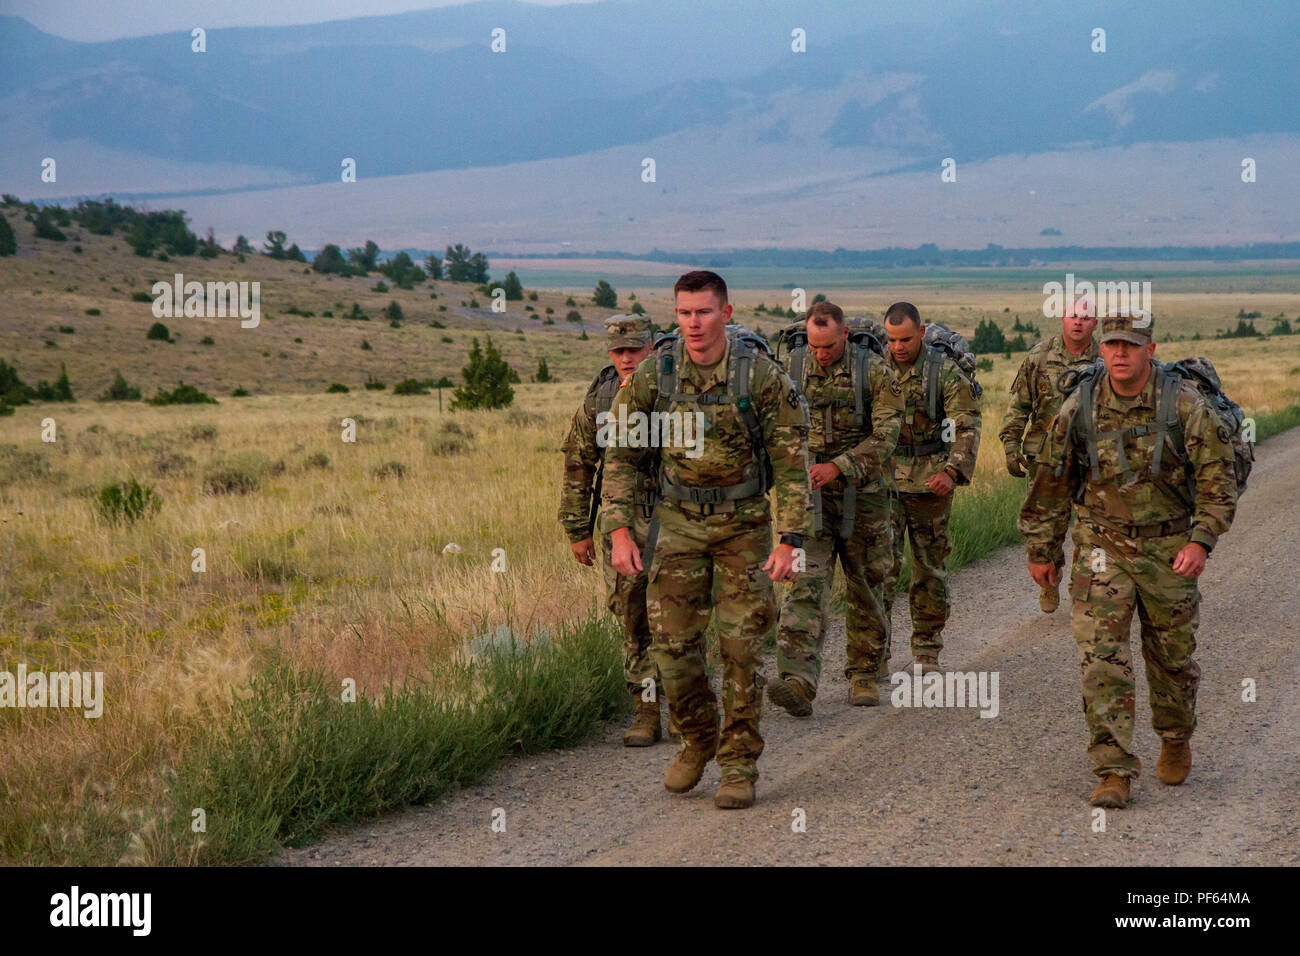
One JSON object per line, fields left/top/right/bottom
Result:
{"left": 0, "top": 0, "right": 601, "bottom": 42}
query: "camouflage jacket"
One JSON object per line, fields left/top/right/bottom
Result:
{"left": 1018, "top": 365, "right": 1238, "bottom": 563}
{"left": 600, "top": 337, "right": 812, "bottom": 536}
{"left": 999, "top": 335, "right": 1100, "bottom": 462}
{"left": 800, "top": 345, "right": 904, "bottom": 494}
{"left": 557, "top": 365, "right": 654, "bottom": 543}
{"left": 886, "top": 351, "right": 983, "bottom": 493}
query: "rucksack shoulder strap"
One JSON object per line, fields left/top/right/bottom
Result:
{"left": 1077, "top": 372, "right": 1100, "bottom": 480}
{"left": 851, "top": 342, "right": 873, "bottom": 430}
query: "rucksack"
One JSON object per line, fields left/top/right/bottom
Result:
{"left": 638, "top": 325, "right": 778, "bottom": 566}
{"left": 774, "top": 317, "right": 887, "bottom": 432}
{"left": 1058, "top": 356, "right": 1253, "bottom": 495}
{"left": 650, "top": 323, "right": 776, "bottom": 496}
{"left": 919, "top": 323, "right": 983, "bottom": 420}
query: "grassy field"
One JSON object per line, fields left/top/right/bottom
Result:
{"left": 3, "top": 209, "right": 1300, "bottom": 864}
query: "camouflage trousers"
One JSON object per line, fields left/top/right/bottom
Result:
{"left": 646, "top": 498, "right": 775, "bottom": 783}
{"left": 1069, "top": 523, "right": 1200, "bottom": 779}
{"left": 776, "top": 486, "right": 892, "bottom": 693}
{"left": 883, "top": 490, "right": 953, "bottom": 655}
{"left": 1032, "top": 463, "right": 1072, "bottom": 571}
{"left": 598, "top": 509, "right": 660, "bottom": 697}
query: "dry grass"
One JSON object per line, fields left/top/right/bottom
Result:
{"left": 3, "top": 205, "right": 1300, "bottom": 862}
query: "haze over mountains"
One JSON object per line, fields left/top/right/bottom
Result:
{"left": 2, "top": 0, "right": 1297, "bottom": 253}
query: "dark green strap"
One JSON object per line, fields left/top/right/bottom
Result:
{"left": 925, "top": 346, "right": 943, "bottom": 421}
{"left": 895, "top": 438, "right": 945, "bottom": 457}
{"left": 811, "top": 487, "right": 823, "bottom": 535}
{"left": 658, "top": 473, "right": 766, "bottom": 504}
{"left": 1078, "top": 375, "right": 1100, "bottom": 480}
{"left": 640, "top": 501, "right": 660, "bottom": 572}
{"left": 840, "top": 479, "right": 856, "bottom": 538}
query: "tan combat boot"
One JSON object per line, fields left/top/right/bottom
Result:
{"left": 714, "top": 774, "right": 755, "bottom": 810}
{"left": 1039, "top": 582, "right": 1061, "bottom": 613}
{"left": 664, "top": 739, "right": 717, "bottom": 794}
{"left": 1157, "top": 740, "right": 1191, "bottom": 785}
{"left": 913, "top": 653, "right": 942, "bottom": 675}
{"left": 623, "top": 697, "right": 662, "bottom": 747}
{"left": 767, "top": 676, "right": 813, "bottom": 717}
{"left": 850, "top": 677, "right": 879, "bottom": 706}
{"left": 667, "top": 714, "right": 681, "bottom": 740}
{"left": 1090, "top": 774, "right": 1131, "bottom": 809}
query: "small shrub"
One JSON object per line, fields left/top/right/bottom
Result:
{"left": 58, "top": 325, "right": 75, "bottom": 334}
{"left": 392, "top": 378, "right": 429, "bottom": 395}
{"left": 200, "top": 335, "right": 215, "bottom": 345}
{"left": 372, "top": 281, "right": 389, "bottom": 292}
{"left": 326, "top": 383, "right": 350, "bottom": 393}
{"left": 130, "top": 291, "right": 152, "bottom": 302}
{"left": 152, "top": 451, "right": 194, "bottom": 476}
{"left": 372, "top": 461, "right": 406, "bottom": 479}
{"left": 566, "top": 310, "right": 582, "bottom": 323}
{"left": 363, "top": 376, "right": 386, "bottom": 391}
{"left": 977, "top": 357, "right": 994, "bottom": 372}
{"left": 147, "top": 321, "right": 172, "bottom": 342}
{"left": 97, "top": 478, "right": 162, "bottom": 524}
{"left": 304, "top": 451, "right": 331, "bottom": 469}
{"left": 232, "top": 386, "right": 250, "bottom": 397}
{"left": 84, "top": 308, "right": 100, "bottom": 316}
{"left": 442, "top": 336, "right": 454, "bottom": 344}
{"left": 203, "top": 452, "right": 275, "bottom": 495}
{"left": 148, "top": 381, "right": 217, "bottom": 405}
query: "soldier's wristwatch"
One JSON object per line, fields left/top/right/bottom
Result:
{"left": 943, "top": 464, "right": 959, "bottom": 481}
{"left": 779, "top": 533, "right": 803, "bottom": 548}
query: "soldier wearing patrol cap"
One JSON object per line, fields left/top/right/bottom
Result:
{"left": 558, "top": 313, "right": 668, "bottom": 746}
{"left": 1019, "top": 311, "right": 1238, "bottom": 809}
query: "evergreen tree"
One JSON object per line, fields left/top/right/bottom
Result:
{"left": 0, "top": 213, "right": 15, "bottom": 256}
{"left": 452, "top": 336, "right": 516, "bottom": 409}
{"left": 592, "top": 279, "right": 617, "bottom": 308}
{"left": 972, "top": 318, "right": 1006, "bottom": 354}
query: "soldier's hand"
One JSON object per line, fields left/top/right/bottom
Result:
{"left": 1172, "top": 542, "right": 1207, "bottom": 578}
{"left": 570, "top": 537, "right": 596, "bottom": 566}
{"left": 1005, "top": 446, "right": 1029, "bottom": 478}
{"left": 925, "top": 471, "right": 955, "bottom": 495}
{"left": 1028, "top": 561, "right": 1059, "bottom": 589}
{"left": 763, "top": 544, "right": 797, "bottom": 582}
{"left": 610, "top": 527, "right": 642, "bottom": 576}
{"left": 809, "top": 462, "right": 840, "bottom": 490}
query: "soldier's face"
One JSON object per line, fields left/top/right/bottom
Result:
{"left": 609, "top": 344, "right": 651, "bottom": 379}
{"left": 675, "top": 290, "right": 732, "bottom": 352}
{"left": 1101, "top": 340, "right": 1156, "bottom": 388}
{"left": 1062, "top": 309, "right": 1098, "bottom": 346}
{"left": 886, "top": 318, "right": 923, "bottom": 363}
{"left": 807, "top": 321, "right": 848, "bottom": 366}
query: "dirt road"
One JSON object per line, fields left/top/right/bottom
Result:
{"left": 279, "top": 429, "right": 1300, "bottom": 866}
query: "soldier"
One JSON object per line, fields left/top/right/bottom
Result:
{"left": 558, "top": 314, "right": 666, "bottom": 746}
{"left": 768, "top": 302, "right": 904, "bottom": 714}
{"left": 1019, "top": 314, "right": 1237, "bottom": 809}
{"left": 603, "top": 270, "right": 811, "bottom": 810}
{"left": 881, "top": 302, "right": 982, "bottom": 673}
{"left": 1000, "top": 297, "right": 1099, "bottom": 613}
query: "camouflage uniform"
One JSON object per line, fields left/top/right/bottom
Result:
{"left": 882, "top": 349, "right": 983, "bottom": 655}
{"left": 776, "top": 345, "right": 904, "bottom": 692}
{"left": 601, "top": 332, "right": 811, "bottom": 784}
{"left": 1018, "top": 316, "right": 1237, "bottom": 779}
{"left": 999, "top": 334, "right": 1100, "bottom": 571}
{"left": 558, "top": 317, "right": 660, "bottom": 697}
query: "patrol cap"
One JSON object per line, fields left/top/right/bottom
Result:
{"left": 1099, "top": 310, "right": 1153, "bottom": 346}
{"left": 604, "top": 313, "right": 652, "bottom": 349}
